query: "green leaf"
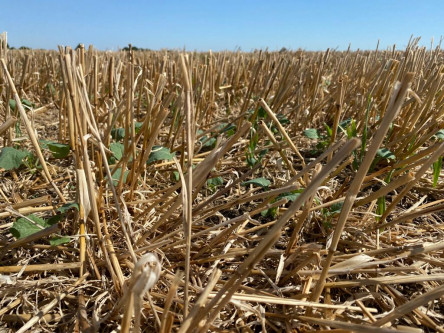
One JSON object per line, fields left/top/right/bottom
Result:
{"left": 172, "top": 170, "right": 180, "bottom": 181}
{"left": 433, "top": 129, "right": 444, "bottom": 140}
{"left": 257, "top": 106, "right": 267, "bottom": 119}
{"left": 10, "top": 214, "right": 49, "bottom": 239}
{"left": 277, "top": 190, "right": 302, "bottom": 202}
{"left": 376, "top": 196, "right": 386, "bottom": 222}
{"left": 47, "top": 142, "right": 70, "bottom": 159}
{"left": 324, "top": 123, "right": 332, "bottom": 138}
{"left": 338, "top": 118, "right": 352, "bottom": 134}
{"left": 217, "top": 123, "right": 228, "bottom": 131}
{"left": 147, "top": 146, "right": 174, "bottom": 164}
{"left": 261, "top": 206, "right": 278, "bottom": 218}
{"left": 346, "top": 119, "right": 357, "bottom": 139}
{"left": 207, "top": 176, "right": 224, "bottom": 188}
{"left": 219, "top": 123, "right": 236, "bottom": 136}
{"left": 0, "top": 147, "right": 29, "bottom": 170}
{"left": 277, "top": 114, "right": 289, "bottom": 125}
{"left": 46, "top": 83, "right": 56, "bottom": 95}
{"left": 15, "top": 121, "right": 22, "bottom": 137}
{"left": 49, "top": 236, "right": 70, "bottom": 246}
{"left": 21, "top": 99, "right": 33, "bottom": 109}
{"left": 135, "top": 121, "right": 144, "bottom": 134}
{"left": 376, "top": 148, "right": 395, "bottom": 160}
{"left": 246, "top": 128, "right": 260, "bottom": 167}
{"left": 111, "top": 127, "right": 125, "bottom": 141}
{"left": 110, "top": 142, "right": 124, "bottom": 162}
{"left": 57, "top": 202, "right": 79, "bottom": 214}
{"left": 47, "top": 214, "right": 63, "bottom": 225}
{"left": 303, "top": 128, "right": 320, "bottom": 139}
{"left": 258, "top": 149, "right": 268, "bottom": 159}
{"left": 201, "top": 137, "right": 217, "bottom": 148}
{"left": 242, "top": 177, "right": 271, "bottom": 188}
{"left": 246, "top": 155, "right": 257, "bottom": 167}
{"left": 39, "top": 139, "right": 51, "bottom": 149}
{"left": 433, "top": 156, "right": 442, "bottom": 187}
{"left": 329, "top": 201, "right": 344, "bottom": 215}
{"left": 321, "top": 201, "right": 344, "bottom": 218}
{"left": 9, "top": 99, "right": 16, "bottom": 110}
{"left": 40, "top": 140, "right": 70, "bottom": 158}
{"left": 249, "top": 129, "right": 259, "bottom": 151}
{"left": 111, "top": 122, "right": 142, "bottom": 141}
{"left": 108, "top": 168, "right": 129, "bottom": 186}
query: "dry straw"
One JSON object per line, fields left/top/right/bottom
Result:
{"left": 0, "top": 36, "right": 443, "bottom": 332}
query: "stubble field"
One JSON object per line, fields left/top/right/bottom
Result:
{"left": 0, "top": 35, "right": 443, "bottom": 332}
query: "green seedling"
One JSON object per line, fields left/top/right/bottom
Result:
{"left": 206, "top": 176, "right": 224, "bottom": 193}
{"left": 241, "top": 177, "right": 271, "bottom": 189}
{"left": 40, "top": 140, "right": 70, "bottom": 159}
{"left": 10, "top": 202, "right": 78, "bottom": 246}
{"left": 147, "top": 146, "right": 175, "bottom": 164}
{"left": 0, "top": 147, "right": 33, "bottom": 170}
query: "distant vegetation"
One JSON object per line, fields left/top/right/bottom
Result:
{"left": 121, "top": 45, "right": 151, "bottom": 51}
{"left": 1, "top": 44, "right": 31, "bottom": 50}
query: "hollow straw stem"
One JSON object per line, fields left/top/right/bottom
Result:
{"left": 65, "top": 63, "right": 126, "bottom": 289}
{"left": 379, "top": 139, "right": 444, "bottom": 223}
{"left": 259, "top": 120, "right": 297, "bottom": 176}
{"left": 178, "top": 269, "right": 222, "bottom": 333}
{"left": 135, "top": 121, "right": 251, "bottom": 244}
{"left": 373, "top": 284, "right": 444, "bottom": 327}
{"left": 179, "top": 53, "right": 194, "bottom": 317}
{"left": 160, "top": 272, "right": 184, "bottom": 333}
{"left": 0, "top": 116, "right": 16, "bottom": 135}
{"left": 259, "top": 98, "right": 306, "bottom": 167}
{"left": 0, "top": 59, "right": 66, "bottom": 203}
{"left": 307, "top": 72, "right": 414, "bottom": 308}
{"left": 58, "top": 51, "right": 76, "bottom": 149}
{"left": 0, "top": 262, "right": 82, "bottom": 273}
{"left": 16, "top": 273, "right": 89, "bottom": 333}
{"left": 199, "top": 137, "right": 360, "bottom": 331}
{"left": 129, "top": 107, "right": 169, "bottom": 194}
{"left": 2, "top": 219, "right": 59, "bottom": 251}
{"left": 354, "top": 172, "right": 415, "bottom": 207}
{"left": 376, "top": 199, "right": 444, "bottom": 230}
{"left": 75, "top": 64, "right": 137, "bottom": 264}
{"left": 328, "top": 78, "right": 344, "bottom": 161}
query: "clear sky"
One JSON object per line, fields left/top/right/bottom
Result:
{"left": 1, "top": 0, "right": 442, "bottom": 51}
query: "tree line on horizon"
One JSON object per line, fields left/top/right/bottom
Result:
{"left": 1, "top": 41, "right": 294, "bottom": 53}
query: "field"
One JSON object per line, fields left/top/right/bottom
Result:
{"left": 0, "top": 35, "right": 444, "bottom": 332}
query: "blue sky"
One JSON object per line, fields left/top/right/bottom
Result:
{"left": 1, "top": 0, "right": 442, "bottom": 51}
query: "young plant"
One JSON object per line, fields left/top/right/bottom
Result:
{"left": 321, "top": 201, "right": 343, "bottom": 231}
{"left": 40, "top": 140, "right": 70, "bottom": 159}
{"left": 245, "top": 128, "right": 260, "bottom": 167}
{"left": 432, "top": 155, "right": 442, "bottom": 187}
{"left": 376, "top": 170, "right": 394, "bottom": 222}
{"left": 241, "top": 177, "right": 271, "bottom": 189}
{"left": 10, "top": 202, "right": 78, "bottom": 246}
{"left": 0, "top": 147, "right": 35, "bottom": 170}
{"left": 303, "top": 126, "right": 331, "bottom": 156}
{"left": 206, "top": 176, "right": 224, "bottom": 193}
